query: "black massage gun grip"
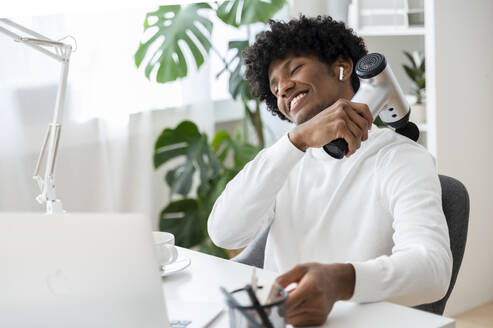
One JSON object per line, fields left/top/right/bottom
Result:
{"left": 322, "top": 53, "right": 386, "bottom": 159}
{"left": 322, "top": 138, "right": 348, "bottom": 159}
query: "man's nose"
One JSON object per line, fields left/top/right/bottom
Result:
{"left": 278, "top": 78, "right": 295, "bottom": 98}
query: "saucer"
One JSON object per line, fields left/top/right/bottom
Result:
{"left": 160, "top": 255, "right": 191, "bottom": 277}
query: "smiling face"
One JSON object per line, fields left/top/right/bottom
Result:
{"left": 268, "top": 53, "right": 348, "bottom": 125}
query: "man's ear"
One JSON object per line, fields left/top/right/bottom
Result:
{"left": 333, "top": 57, "right": 353, "bottom": 82}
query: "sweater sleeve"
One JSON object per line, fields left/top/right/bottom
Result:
{"left": 208, "top": 134, "right": 305, "bottom": 250}
{"left": 349, "top": 142, "right": 453, "bottom": 306}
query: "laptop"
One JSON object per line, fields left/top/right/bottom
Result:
{"left": 0, "top": 213, "right": 223, "bottom": 328}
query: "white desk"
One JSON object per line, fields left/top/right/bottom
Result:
{"left": 163, "top": 247, "right": 455, "bottom": 328}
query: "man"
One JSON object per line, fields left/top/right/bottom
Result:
{"left": 208, "top": 16, "right": 452, "bottom": 326}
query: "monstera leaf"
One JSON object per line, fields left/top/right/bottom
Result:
{"left": 209, "top": 169, "right": 239, "bottom": 209}
{"left": 217, "top": 0, "right": 286, "bottom": 27}
{"left": 212, "top": 128, "right": 261, "bottom": 168}
{"left": 165, "top": 163, "right": 194, "bottom": 197}
{"left": 135, "top": 4, "right": 213, "bottom": 83}
{"left": 227, "top": 40, "right": 251, "bottom": 101}
{"left": 154, "top": 121, "right": 220, "bottom": 197}
{"left": 159, "top": 199, "right": 206, "bottom": 248}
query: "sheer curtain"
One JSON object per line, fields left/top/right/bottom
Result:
{"left": 0, "top": 9, "right": 220, "bottom": 228}
{"left": 0, "top": 7, "right": 294, "bottom": 228}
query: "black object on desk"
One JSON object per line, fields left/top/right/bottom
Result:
{"left": 220, "top": 285, "right": 288, "bottom": 328}
{"left": 245, "top": 285, "right": 274, "bottom": 328}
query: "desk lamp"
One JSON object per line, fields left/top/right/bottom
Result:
{"left": 0, "top": 18, "right": 73, "bottom": 214}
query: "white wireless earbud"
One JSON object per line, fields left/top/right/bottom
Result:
{"left": 339, "top": 66, "right": 344, "bottom": 81}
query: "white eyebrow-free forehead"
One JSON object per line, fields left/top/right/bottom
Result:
{"left": 269, "top": 58, "right": 294, "bottom": 90}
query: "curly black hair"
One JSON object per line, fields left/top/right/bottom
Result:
{"left": 243, "top": 15, "right": 368, "bottom": 121}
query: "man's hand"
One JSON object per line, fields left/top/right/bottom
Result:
{"left": 288, "top": 99, "right": 373, "bottom": 157}
{"left": 275, "top": 263, "right": 356, "bottom": 326}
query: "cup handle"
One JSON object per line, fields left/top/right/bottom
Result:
{"left": 161, "top": 245, "right": 178, "bottom": 265}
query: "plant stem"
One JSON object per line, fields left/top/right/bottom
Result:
{"left": 243, "top": 101, "right": 255, "bottom": 141}
{"left": 210, "top": 44, "right": 232, "bottom": 74}
{"left": 254, "top": 100, "right": 265, "bottom": 148}
{"left": 215, "top": 55, "right": 238, "bottom": 79}
{"left": 242, "top": 115, "right": 249, "bottom": 142}
{"left": 243, "top": 100, "right": 264, "bottom": 147}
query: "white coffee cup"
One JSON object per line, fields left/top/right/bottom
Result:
{"left": 152, "top": 231, "right": 178, "bottom": 270}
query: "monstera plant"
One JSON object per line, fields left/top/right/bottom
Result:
{"left": 135, "top": 1, "right": 287, "bottom": 257}
{"left": 153, "top": 121, "right": 260, "bottom": 258}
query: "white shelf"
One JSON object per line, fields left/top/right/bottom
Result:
{"left": 349, "top": 0, "right": 425, "bottom": 37}
{"left": 360, "top": 9, "right": 408, "bottom": 15}
{"left": 407, "top": 8, "right": 425, "bottom": 14}
{"left": 355, "top": 26, "right": 425, "bottom": 36}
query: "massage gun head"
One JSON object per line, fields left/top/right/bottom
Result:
{"left": 354, "top": 53, "right": 419, "bottom": 142}
{"left": 355, "top": 53, "right": 387, "bottom": 79}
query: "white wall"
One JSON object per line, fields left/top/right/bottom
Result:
{"left": 428, "top": 0, "right": 493, "bottom": 316}
{"left": 288, "top": 0, "right": 328, "bottom": 17}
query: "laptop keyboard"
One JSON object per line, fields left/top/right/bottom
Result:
{"left": 170, "top": 320, "right": 192, "bottom": 328}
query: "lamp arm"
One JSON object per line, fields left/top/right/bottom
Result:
{"left": 0, "top": 18, "right": 73, "bottom": 214}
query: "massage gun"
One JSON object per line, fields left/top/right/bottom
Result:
{"left": 323, "top": 53, "right": 420, "bottom": 159}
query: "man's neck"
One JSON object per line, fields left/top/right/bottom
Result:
{"left": 342, "top": 87, "right": 355, "bottom": 101}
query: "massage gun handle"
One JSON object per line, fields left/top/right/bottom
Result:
{"left": 322, "top": 138, "right": 348, "bottom": 159}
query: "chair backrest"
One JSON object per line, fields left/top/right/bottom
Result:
{"left": 232, "top": 175, "right": 470, "bottom": 315}
{"left": 232, "top": 222, "right": 270, "bottom": 269}
{"left": 414, "top": 175, "right": 470, "bottom": 314}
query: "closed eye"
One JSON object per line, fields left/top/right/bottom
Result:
{"left": 290, "top": 64, "right": 303, "bottom": 75}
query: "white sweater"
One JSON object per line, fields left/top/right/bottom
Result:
{"left": 208, "top": 126, "right": 452, "bottom": 306}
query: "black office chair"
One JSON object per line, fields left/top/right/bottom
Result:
{"left": 232, "top": 175, "right": 470, "bottom": 315}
